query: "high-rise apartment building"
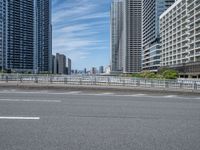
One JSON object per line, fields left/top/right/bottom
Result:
{"left": 35, "top": 0, "right": 52, "bottom": 73}
{"left": 6, "top": 0, "right": 35, "bottom": 72}
{"left": 0, "top": 0, "right": 52, "bottom": 73}
{"left": 160, "top": 0, "right": 200, "bottom": 77}
{"left": 142, "top": 0, "right": 175, "bottom": 72}
{"left": 110, "top": 0, "right": 142, "bottom": 74}
{"left": 0, "top": 0, "right": 6, "bottom": 72}
{"left": 111, "top": 0, "right": 124, "bottom": 73}
{"left": 123, "top": 0, "right": 142, "bottom": 73}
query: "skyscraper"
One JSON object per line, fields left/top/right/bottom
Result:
{"left": 110, "top": 0, "right": 142, "bottom": 74}
{"left": 0, "top": 0, "right": 52, "bottom": 73}
{"left": 6, "top": 0, "right": 35, "bottom": 72}
{"left": 35, "top": 0, "right": 52, "bottom": 73}
{"left": 142, "top": 0, "right": 175, "bottom": 72}
{"left": 111, "top": 0, "right": 124, "bottom": 73}
{"left": 0, "top": 0, "right": 6, "bottom": 72}
{"left": 123, "top": 0, "right": 142, "bottom": 73}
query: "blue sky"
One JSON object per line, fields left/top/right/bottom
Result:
{"left": 52, "top": 0, "right": 111, "bottom": 70}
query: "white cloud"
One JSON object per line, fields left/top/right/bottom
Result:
{"left": 52, "top": 0, "right": 110, "bottom": 69}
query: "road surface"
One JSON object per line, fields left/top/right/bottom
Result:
{"left": 0, "top": 90, "right": 200, "bottom": 150}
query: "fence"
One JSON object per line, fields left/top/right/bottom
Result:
{"left": 0, "top": 74, "right": 200, "bottom": 91}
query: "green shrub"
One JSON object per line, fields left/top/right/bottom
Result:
{"left": 162, "top": 69, "right": 178, "bottom": 79}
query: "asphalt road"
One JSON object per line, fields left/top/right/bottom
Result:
{"left": 0, "top": 90, "right": 200, "bottom": 150}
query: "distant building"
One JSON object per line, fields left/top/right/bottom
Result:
{"left": 84, "top": 68, "right": 87, "bottom": 74}
{"left": 91, "top": 67, "right": 97, "bottom": 75}
{"left": 66, "top": 58, "right": 72, "bottom": 75}
{"left": 52, "top": 55, "right": 56, "bottom": 74}
{"left": 54, "top": 53, "right": 66, "bottom": 74}
{"left": 99, "top": 66, "right": 104, "bottom": 74}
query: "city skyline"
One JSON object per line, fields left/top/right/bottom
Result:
{"left": 52, "top": 0, "right": 111, "bottom": 70}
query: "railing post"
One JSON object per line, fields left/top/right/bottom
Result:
{"left": 94, "top": 77, "right": 97, "bottom": 85}
{"left": 20, "top": 76, "right": 23, "bottom": 83}
{"left": 50, "top": 77, "right": 53, "bottom": 84}
{"left": 107, "top": 77, "right": 110, "bottom": 86}
{"left": 136, "top": 79, "right": 140, "bottom": 87}
{"left": 180, "top": 81, "right": 183, "bottom": 89}
{"left": 165, "top": 80, "right": 169, "bottom": 88}
{"left": 144, "top": 79, "right": 147, "bottom": 87}
{"left": 150, "top": 80, "right": 154, "bottom": 88}
{"left": 194, "top": 81, "right": 197, "bottom": 91}
{"left": 64, "top": 78, "right": 68, "bottom": 84}
{"left": 6, "top": 75, "right": 8, "bottom": 83}
{"left": 79, "top": 78, "right": 82, "bottom": 85}
{"left": 123, "top": 79, "right": 125, "bottom": 86}
{"left": 35, "top": 77, "right": 38, "bottom": 83}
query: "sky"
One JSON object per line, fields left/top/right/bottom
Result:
{"left": 52, "top": 0, "right": 111, "bottom": 70}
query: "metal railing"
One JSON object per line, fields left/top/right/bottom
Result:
{"left": 0, "top": 74, "right": 200, "bottom": 91}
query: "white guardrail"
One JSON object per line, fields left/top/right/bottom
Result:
{"left": 0, "top": 74, "right": 200, "bottom": 91}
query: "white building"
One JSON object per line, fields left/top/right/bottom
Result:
{"left": 160, "top": 0, "right": 200, "bottom": 77}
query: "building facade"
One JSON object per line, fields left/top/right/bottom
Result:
{"left": 160, "top": 0, "right": 200, "bottom": 77}
{"left": 0, "top": 0, "right": 6, "bottom": 72}
{"left": 54, "top": 53, "right": 66, "bottom": 74}
{"left": 110, "top": 0, "right": 124, "bottom": 73}
{"left": 123, "top": 0, "right": 142, "bottom": 73}
{"left": 6, "top": 0, "right": 35, "bottom": 72}
{"left": 35, "top": 0, "right": 52, "bottom": 73}
{"left": 142, "top": 0, "right": 175, "bottom": 72}
{"left": 110, "top": 0, "right": 142, "bottom": 74}
{"left": 66, "top": 58, "right": 71, "bottom": 75}
{"left": 0, "top": 0, "right": 52, "bottom": 73}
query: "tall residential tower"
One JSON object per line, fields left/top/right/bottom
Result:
{"left": 111, "top": 0, "right": 142, "bottom": 74}
{"left": 142, "top": 0, "right": 175, "bottom": 72}
{"left": 110, "top": 0, "right": 124, "bottom": 73}
{"left": 35, "top": 0, "right": 52, "bottom": 73}
{"left": 123, "top": 0, "right": 142, "bottom": 73}
{"left": 0, "top": 0, "right": 52, "bottom": 73}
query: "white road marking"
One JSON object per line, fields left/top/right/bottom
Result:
{"left": 0, "top": 99, "right": 61, "bottom": 103}
{"left": 65, "top": 91, "right": 82, "bottom": 94}
{"left": 130, "top": 94, "right": 147, "bottom": 97}
{"left": 163, "top": 95, "right": 178, "bottom": 98}
{"left": 0, "top": 117, "right": 40, "bottom": 120}
{"left": 101, "top": 92, "right": 114, "bottom": 95}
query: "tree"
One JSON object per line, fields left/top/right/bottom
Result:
{"left": 162, "top": 69, "right": 178, "bottom": 79}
